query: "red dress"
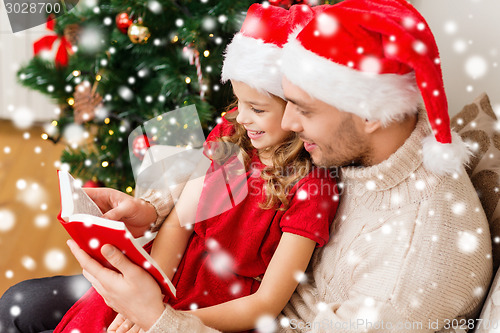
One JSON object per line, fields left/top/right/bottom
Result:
{"left": 54, "top": 112, "right": 339, "bottom": 332}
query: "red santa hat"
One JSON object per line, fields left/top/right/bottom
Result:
{"left": 221, "top": 3, "right": 323, "bottom": 99}
{"left": 281, "top": 0, "right": 470, "bottom": 175}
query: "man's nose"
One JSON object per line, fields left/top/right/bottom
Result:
{"left": 282, "top": 103, "right": 302, "bottom": 133}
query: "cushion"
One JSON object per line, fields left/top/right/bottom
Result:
{"left": 450, "top": 93, "right": 500, "bottom": 271}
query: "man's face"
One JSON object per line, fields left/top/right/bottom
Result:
{"left": 281, "top": 77, "right": 370, "bottom": 167}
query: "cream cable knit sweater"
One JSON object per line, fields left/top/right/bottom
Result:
{"left": 147, "top": 110, "right": 493, "bottom": 333}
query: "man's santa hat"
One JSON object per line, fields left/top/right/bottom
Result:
{"left": 281, "top": 0, "right": 470, "bottom": 175}
{"left": 221, "top": 3, "right": 325, "bottom": 99}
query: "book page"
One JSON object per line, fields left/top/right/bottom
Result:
{"left": 59, "top": 171, "right": 103, "bottom": 217}
{"left": 70, "top": 182, "right": 103, "bottom": 216}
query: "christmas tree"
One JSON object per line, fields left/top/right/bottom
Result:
{"left": 17, "top": 0, "right": 339, "bottom": 192}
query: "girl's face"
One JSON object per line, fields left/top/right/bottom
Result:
{"left": 232, "top": 80, "right": 289, "bottom": 152}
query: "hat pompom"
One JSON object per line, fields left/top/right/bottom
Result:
{"left": 422, "top": 132, "right": 472, "bottom": 176}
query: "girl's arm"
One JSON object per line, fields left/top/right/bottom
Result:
{"left": 186, "top": 232, "right": 316, "bottom": 332}
{"left": 150, "top": 165, "right": 207, "bottom": 280}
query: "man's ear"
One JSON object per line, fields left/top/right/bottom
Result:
{"left": 364, "top": 119, "right": 382, "bottom": 134}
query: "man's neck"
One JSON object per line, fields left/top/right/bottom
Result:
{"left": 366, "top": 113, "right": 418, "bottom": 166}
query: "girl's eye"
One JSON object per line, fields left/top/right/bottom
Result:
{"left": 251, "top": 107, "right": 265, "bottom": 114}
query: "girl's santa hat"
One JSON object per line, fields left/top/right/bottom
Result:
{"left": 281, "top": 0, "right": 470, "bottom": 175}
{"left": 221, "top": 3, "right": 324, "bottom": 99}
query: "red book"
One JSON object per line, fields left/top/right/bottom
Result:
{"left": 57, "top": 170, "right": 176, "bottom": 299}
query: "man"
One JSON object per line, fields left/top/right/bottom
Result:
{"left": 1, "top": 0, "right": 493, "bottom": 332}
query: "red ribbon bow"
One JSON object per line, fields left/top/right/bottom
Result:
{"left": 33, "top": 16, "right": 74, "bottom": 67}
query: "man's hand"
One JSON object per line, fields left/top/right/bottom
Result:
{"left": 108, "top": 313, "right": 145, "bottom": 333}
{"left": 67, "top": 239, "right": 166, "bottom": 330}
{"left": 84, "top": 187, "right": 157, "bottom": 237}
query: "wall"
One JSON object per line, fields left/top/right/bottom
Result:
{"left": 0, "top": 4, "right": 57, "bottom": 122}
{"left": 413, "top": 0, "right": 500, "bottom": 117}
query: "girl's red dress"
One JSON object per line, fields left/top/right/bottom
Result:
{"left": 54, "top": 111, "right": 339, "bottom": 332}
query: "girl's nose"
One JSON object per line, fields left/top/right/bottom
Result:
{"left": 236, "top": 108, "right": 252, "bottom": 125}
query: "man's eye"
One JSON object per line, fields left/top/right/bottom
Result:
{"left": 252, "top": 107, "right": 265, "bottom": 114}
{"left": 299, "top": 110, "right": 310, "bottom": 116}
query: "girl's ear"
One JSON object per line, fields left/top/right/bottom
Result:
{"left": 364, "top": 119, "right": 382, "bottom": 134}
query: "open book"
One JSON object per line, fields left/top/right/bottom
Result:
{"left": 57, "top": 170, "right": 176, "bottom": 299}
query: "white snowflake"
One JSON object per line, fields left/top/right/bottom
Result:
{"left": 63, "top": 124, "right": 85, "bottom": 144}
{"left": 316, "top": 13, "right": 338, "bottom": 36}
{"left": 44, "top": 249, "right": 67, "bottom": 272}
{"left": 360, "top": 56, "right": 382, "bottom": 74}
{"left": 293, "top": 271, "right": 307, "bottom": 284}
{"left": 89, "top": 238, "right": 100, "bottom": 249}
{"left": 118, "top": 86, "right": 134, "bottom": 101}
{"left": 0, "top": 209, "right": 16, "bottom": 232}
{"left": 11, "top": 106, "right": 34, "bottom": 129}
{"left": 5, "top": 270, "right": 14, "bottom": 279}
{"left": 208, "top": 251, "right": 234, "bottom": 277}
{"left": 79, "top": 26, "right": 104, "bottom": 53}
{"left": 21, "top": 256, "right": 36, "bottom": 270}
{"left": 453, "top": 39, "right": 467, "bottom": 53}
{"left": 297, "top": 190, "right": 308, "bottom": 200}
{"left": 279, "top": 317, "right": 290, "bottom": 327}
{"left": 452, "top": 202, "right": 466, "bottom": 215}
{"left": 255, "top": 315, "right": 277, "bottom": 333}
{"left": 365, "top": 181, "right": 376, "bottom": 191}
{"left": 202, "top": 17, "right": 216, "bottom": 31}
{"left": 10, "top": 305, "right": 21, "bottom": 317}
{"left": 230, "top": 282, "right": 242, "bottom": 295}
{"left": 457, "top": 231, "right": 478, "bottom": 253}
{"left": 316, "top": 302, "right": 329, "bottom": 312}
{"left": 148, "top": 0, "right": 162, "bottom": 14}
{"left": 465, "top": 55, "right": 488, "bottom": 79}
{"left": 444, "top": 21, "right": 458, "bottom": 34}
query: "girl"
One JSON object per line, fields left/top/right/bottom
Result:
{"left": 56, "top": 4, "right": 337, "bottom": 333}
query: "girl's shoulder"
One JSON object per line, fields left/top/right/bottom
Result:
{"left": 290, "top": 167, "right": 338, "bottom": 195}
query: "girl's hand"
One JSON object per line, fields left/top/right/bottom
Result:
{"left": 108, "top": 313, "right": 145, "bottom": 333}
{"left": 84, "top": 187, "right": 157, "bottom": 237}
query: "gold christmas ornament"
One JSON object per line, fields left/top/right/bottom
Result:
{"left": 73, "top": 80, "right": 103, "bottom": 124}
{"left": 128, "top": 23, "right": 150, "bottom": 44}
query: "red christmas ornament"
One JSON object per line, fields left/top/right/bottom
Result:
{"left": 83, "top": 179, "right": 103, "bottom": 188}
{"left": 116, "top": 12, "right": 133, "bottom": 34}
{"left": 132, "top": 134, "right": 154, "bottom": 160}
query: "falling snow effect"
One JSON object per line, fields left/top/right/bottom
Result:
{"left": 16, "top": 180, "right": 48, "bottom": 209}
{"left": 11, "top": 107, "right": 35, "bottom": 129}
{"left": 457, "top": 231, "right": 478, "bottom": 253}
{"left": 63, "top": 124, "right": 86, "bottom": 144}
{"left": 256, "top": 315, "right": 277, "bottom": 333}
{"left": 44, "top": 249, "right": 67, "bottom": 271}
{"left": 465, "top": 56, "right": 488, "bottom": 79}
{"left": 0, "top": 209, "right": 16, "bottom": 232}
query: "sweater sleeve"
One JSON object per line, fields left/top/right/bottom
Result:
{"left": 147, "top": 305, "right": 221, "bottom": 333}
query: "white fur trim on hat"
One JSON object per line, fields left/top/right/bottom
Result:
{"left": 281, "top": 37, "right": 422, "bottom": 125}
{"left": 221, "top": 33, "right": 284, "bottom": 99}
{"left": 422, "top": 132, "right": 472, "bottom": 175}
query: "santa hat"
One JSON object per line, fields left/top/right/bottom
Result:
{"left": 221, "top": 3, "right": 323, "bottom": 99}
{"left": 281, "top": 0, "right": 470, "bottom": 175}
